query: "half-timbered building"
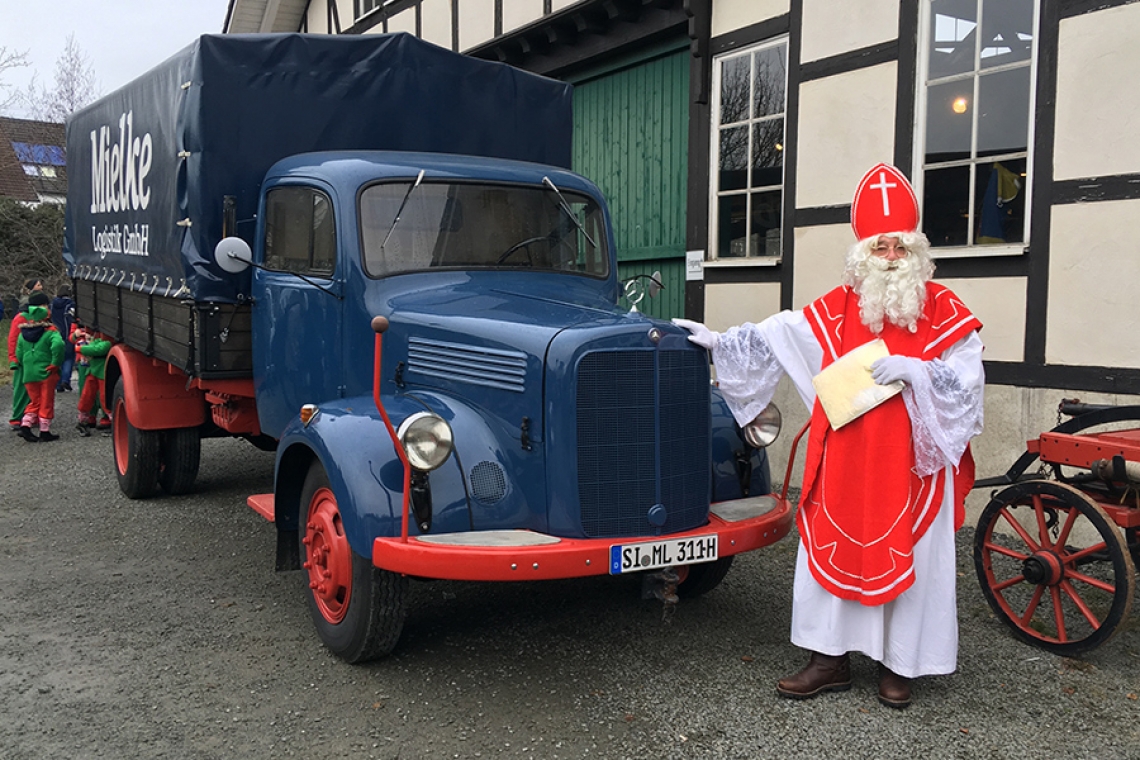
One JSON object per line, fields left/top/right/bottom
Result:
{"left": 223, "top": 0, "right": 1140, "bottom": 499}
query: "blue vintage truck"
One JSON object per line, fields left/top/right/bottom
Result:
{"left": 64, "top": 33, "right": 792, "bottom": 662}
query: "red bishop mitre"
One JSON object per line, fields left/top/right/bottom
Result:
{"left": 850, "top": 163, "right": 919, "bottom": 241}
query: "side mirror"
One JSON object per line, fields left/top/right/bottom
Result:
{"left": 215, "top": 237, "right": 253, "bottom": 273}
{"left": 647, "top": 270, "right": 664, "bottom": 299}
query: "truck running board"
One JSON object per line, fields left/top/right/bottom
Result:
{"left": 247, "top": 494, "right": 275, "bottom": 522}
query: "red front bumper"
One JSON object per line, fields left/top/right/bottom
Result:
{"left": 372, "top": 494, "right": 794, "bottom": 582}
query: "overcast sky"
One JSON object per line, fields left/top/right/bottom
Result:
{"left": 0, "top": 0, "right": 232, "bottom": 116}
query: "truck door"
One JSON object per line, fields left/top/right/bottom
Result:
{"left": 250, "top": 183, "right": 343, "bottom": 439}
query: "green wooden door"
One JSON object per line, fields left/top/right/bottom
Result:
{"left": 570, "top": 42, "right": 689, "bottom": 321}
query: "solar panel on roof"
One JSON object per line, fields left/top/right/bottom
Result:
{"left": 11, "top": 141, "right": 66, "bottom": 166}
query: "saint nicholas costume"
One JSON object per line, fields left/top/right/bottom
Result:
{"left": 710, "top": 164, "right": 985, "bottom": 679}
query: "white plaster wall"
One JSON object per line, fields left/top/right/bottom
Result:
{"left": 711, "top": 0, "right": 789, "bottom": 38}
{"left": 800, "top": 0, "right": 897, "bottom": 63}
{"left": 503, "top": 0, "right": 544, "bottom": 34}
{"left": 937, "top": 277, "right": 1026, "bottom": 363}
{"left": 335, "top": 0, "right": 354, "bottom": 30}
{"left": 795, "top": 63, "right": 897, "bottom": 209}
{"left": 703, "top": 281, "right": 783, "bottom": 332}
{"left": 790, "top": 224, "right": 850, "bottom": 308}
{"left": 551, "top": 0, "right": 580, "bottom": 11}
{"left": 306, "top": 1, "right": 328, "bottom": 34}
{"left": 1054, "top": 3, "right": 1140, "bottom": 180}
{"left": 1048, "top": 199, "right": 1140, "bottom": 367}
{"left": 459, "top": 0, "right": 496, "bottom": 51}
{"left": 421, "top": 0, "right": 453, "bottom": 49}
{"left": 386, "top": 8, "right": 417, "bottom": 34}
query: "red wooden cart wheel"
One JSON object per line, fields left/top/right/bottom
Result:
{"left": 973, "top": 480, "right": 1136, "bottom": 656}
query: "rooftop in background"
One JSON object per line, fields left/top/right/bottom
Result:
{"left": 0, "top": 117, "right": 67, "bottom": 205}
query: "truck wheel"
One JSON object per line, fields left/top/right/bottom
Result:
{"left": 112, "top": 377, "right": 160, "bottom": 499}
{"left": 158, "top": 428, "right": 201, "bottom": 495}
{"left": 677, "top": 556, "right": 735, "bottom": 598}
{"left": 299, "top": 463, "right": 408, "bottom": 663}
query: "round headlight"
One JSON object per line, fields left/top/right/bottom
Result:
{"left": 742, "top": 403, "right": 782, "bottom": 448}
{"left": 396, "top": 412, "right": 454, "bottom": 471}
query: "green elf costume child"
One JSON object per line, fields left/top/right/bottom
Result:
{"left": 8, "top": 291, "right": 50, "bottom": 431}
{"left": 75, "top": 328, "right": 112, "bottom": 436}
{"left": 15, "top": 302, "right": 65, "bottom": 442}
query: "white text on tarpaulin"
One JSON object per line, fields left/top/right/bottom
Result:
{"left": 89, "top": 111, "right": 153, "bottom": 214}
{"left": 92, "top": 224, "right": 149, "bottom": 260}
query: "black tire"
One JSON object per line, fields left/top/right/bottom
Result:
{"left": 158, "top": 427, "right": 201, "bottom": 495}
{"left": 299, "top": 462, "right": 408, "bottom": 663}
{"left": 677, "top": 556, "right": 735, "bottom": 598}
{"left": 974, "top": 480, "right": 1135, "bottom": 656}
{"left": 111, "top": 377, "right": 161, "bottom": 499}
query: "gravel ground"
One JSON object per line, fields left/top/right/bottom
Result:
{"left": 2, "top": 381, "right": 1139, "bottom": 760}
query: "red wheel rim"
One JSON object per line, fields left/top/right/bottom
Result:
{"left": 113, "top": 396, "right": 128, "bottom": 476}
{"left": 303, "top": 487, "right": 352, "bottom": 624}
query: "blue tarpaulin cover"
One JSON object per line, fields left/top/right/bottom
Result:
{"left": 64, "top": 33, "right": 573, "bottom": 303}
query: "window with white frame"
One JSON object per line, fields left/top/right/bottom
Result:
{"left": 710, "top": 39, "right": 788, "bottom": 261}
{"left": 917, "top": 0, "right": 1038, "bottom": 252}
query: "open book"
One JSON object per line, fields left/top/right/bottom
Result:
{"left": 811, "top": 339, "right": 904, "bottom": 430}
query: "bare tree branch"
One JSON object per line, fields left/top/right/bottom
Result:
{"left": 0, "top": 45, "right": 30, "bottom": 114}
{"left": 21, "top": 34, "right": 99, "bottom": 122}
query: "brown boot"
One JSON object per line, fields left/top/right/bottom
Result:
{"left": 776, "top": 651, "right": 851, "bottom": 699}
{"left": 878, "top": 665, "right": 912, "bottom": 709}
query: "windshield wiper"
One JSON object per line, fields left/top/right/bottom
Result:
{"left": 542, "top": 176, "right": 597, "bottom": 250}
{"left": 379, "top": 169, "right": 426, "bottom": 252}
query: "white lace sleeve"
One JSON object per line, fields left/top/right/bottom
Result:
{"left": 712, "top": 311, "right": 822, "bottom": 427}
{"left": 901, "top": 331, "right": 985, "bottom": 476}
{"left": 712, "top": 322, "right": 787, "bottom": 428}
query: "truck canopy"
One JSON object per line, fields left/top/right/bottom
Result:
{"left": 63, "top": 33, "right": 573, "bottom": 303}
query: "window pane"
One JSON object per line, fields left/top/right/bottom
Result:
{"left": 360, "top": 182, "right": 608, "bottom": 277}
{"left": 312, "top": 194, "right": 336, "bottom": 273}
{"left": 980, "top": 0, "right": 1034, "bottom": 69}
{"left": 928, "top": 0, "right": 977, "bottom": 80}
{"left": 974, "top": 158, "right": 1026, "bottom": 245}
{"left": 751, "top": 191, "right": 782, "bottom": 257}
{"left": 720, "top": 54, "right": 750, "bottom": 124}
{"left": 977, "top": 67, "right": 1030, "bottom": 157}
{"left": 925, "top": 80, "right": 973, "bottom": 163}
{"left": 751, "top": 119, "right": 784, "bottom": 188}
{"left": 264, "top": 187, "right": 315, "bottom": 272}
{"left": 719, "top": 126, "right": 749, "bottom": 191}
{"left": 922, "top": 165, "right": 971, "bottom": 247}
{"left": 717, "top": 194, "right": 748, "bottom": 258}
{"left": 753, "top": 45, "right": 786, "bottom": 118}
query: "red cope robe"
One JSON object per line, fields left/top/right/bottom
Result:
{"left": 799, "top": 283, "right": 981, "bottom": 605}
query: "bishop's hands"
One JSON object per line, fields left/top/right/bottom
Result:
{"left": 672, "top": 318, "right": 719, "bottom": 351}
{"left": 870, "top": 355, "right": 923, "bottom": 387}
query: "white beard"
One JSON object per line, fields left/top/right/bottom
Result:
{"left": 849, "top": 255, "right": 929, "bottom": 334}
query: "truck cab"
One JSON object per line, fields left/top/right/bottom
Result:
{"left": 220, "top": 151, "right": 793, "bottom": 661}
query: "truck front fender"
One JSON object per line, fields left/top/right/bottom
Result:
{"left": 105, "top": 344, "right": 207, "bottom": 430}
{"left": 272, "top": 395, "right": 430, "bottom": 561}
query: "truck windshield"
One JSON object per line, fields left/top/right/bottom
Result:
{"left": 360, "top": 181, "right": 609, "bottom": 278}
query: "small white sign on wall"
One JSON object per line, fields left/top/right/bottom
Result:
{"left": 686, "top": 250, "right": 705, "bottom": 281}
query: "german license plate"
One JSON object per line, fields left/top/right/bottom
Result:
{"left": 609, "top": 534, "right": 718, "bottom": 574}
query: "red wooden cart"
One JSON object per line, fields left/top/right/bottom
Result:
{"left": 973, "top": 399, "right": 1140, "bottom": 655}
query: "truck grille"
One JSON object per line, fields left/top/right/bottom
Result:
{"left": 576, "top": 349, "right": 710, "bottom": 538}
